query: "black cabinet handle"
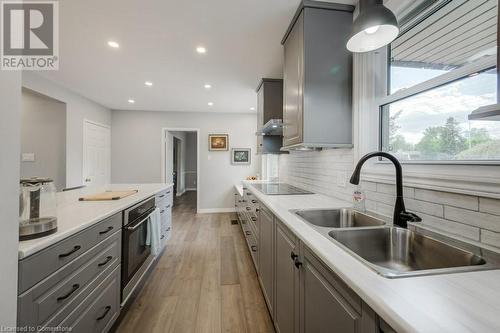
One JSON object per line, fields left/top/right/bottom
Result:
{"left": 161, "top": 235, "right": 165, "bottom": 240}
{"left": 246, "top": 207, "right": 251, "bottom": 211}
{"left": 291, "top": 251, "right": 302, "bottom": 268}
{"left": 251, "top": 200, "right": 258, "bottom": 204}
{"left": 160, "top": 210, "right": 165, "bottom": 214}
{"left": 251, "top": 245, "right": 257, "bottom": 252}
{"left": 99, "top": 226, "right": 113, "bottom": 235}
{"left": 96, "top": 306, "right": 112, "bottom": 321}
{"left": 256, "top": 208, "right": 260, "bottom": 212}
{"left": 98, "top": 256, "right": 113, "bottom": 267}
{"left": 59, "top": 245, "right": 81, "bottom": 258}
{"left": 246, "top": 193, "right": 252, "bottom": 196}
{"left": 159, "top": 194, "right": 165, "bottom": 198}
{"left": 245, "top": 231, "right": 251, "bottom": 236}
{"left": 57, "top": 284, "right": 80, "bottom": 302}
{"left": 167, "top": 227, "right": 171, "bottom": 231}
{"left": 251, "top": 217, "right": 257, "bottom": 222}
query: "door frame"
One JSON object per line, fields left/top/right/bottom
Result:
{"left": 82, "top": 119, "right": 111, "bottom": 186}
{"left": 161, "top": 128, "right": 200, "bottom": 213}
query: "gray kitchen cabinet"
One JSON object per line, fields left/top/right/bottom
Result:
{"left": 299, "top": 245, "right": 378, "bottom": 333}
{"left": 282, "top": 1, "right": 354, "bottom": 150}
{"left": 274, "top": 219, "right": 300, "bottom": 333}
{"left": 258, "top": 205, "right": 275, "bottom": 317}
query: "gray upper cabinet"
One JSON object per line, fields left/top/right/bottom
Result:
{"left": 256, "top": 78, "right": 284, "bottom": 154}
{"left": 282, "top": 1, "right": 354, "bottom": 150}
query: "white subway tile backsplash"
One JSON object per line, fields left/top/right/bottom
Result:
{"left": 481, "top": 230, "right": 500, "bottom": 248}
{"left": 415, "top": 189, "right": 478, "bottom": 211}
{"left": 479, "top": 198, "right": 500, "bottom": 216}
{"left": 405, "top": 198, "right": 444, "bottom": 218}
{"left": 445, "top": 207, "right": 500, "bottom": 233}
{"left": 279, "top": 149, "right": 500, "bottom": 249}
{"left": 417, "top": 213, "right": 480, "bottom": 241}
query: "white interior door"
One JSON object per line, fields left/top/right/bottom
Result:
{"left": 83, "top": 120, "right": 110, "bottom": 186}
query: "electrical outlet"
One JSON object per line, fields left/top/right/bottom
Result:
{"left": 337, "top": 171, "right": 347, "bottom": 188}
{"left": 22, "top": 153, "right": 35, "bottom": 162}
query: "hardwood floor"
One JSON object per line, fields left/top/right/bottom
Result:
{"left": 116, "top": 191, "right": 275, "bottom": 333}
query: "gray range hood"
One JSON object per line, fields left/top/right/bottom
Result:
{"left": 256, "top": 119, "right": 283, "bottom": 136}
{"left": 468, "top": 104, "right": 500, "bottom": 121}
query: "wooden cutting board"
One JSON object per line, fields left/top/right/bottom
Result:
{"left": 79, "top": 190, "right": 138, "bottom": 201}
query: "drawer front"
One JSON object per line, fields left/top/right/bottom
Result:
{"left": 156, "top": 188, "right": 173, "bottom": 206}
{"left": 18, "top": 232, "right": 121, "bottom": 328}
{"left": 19, "top": 213, "right": 122, "bottom": 293}
{"left": 58, "top": 265, "right": 120, "bottom": 333}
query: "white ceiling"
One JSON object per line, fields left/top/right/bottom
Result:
{"left": 38, "top": 0, "right": 355, "bottom": 113}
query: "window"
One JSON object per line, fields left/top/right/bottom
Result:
{"left": 380, "top": 0, "right": 500, "bottom": 162}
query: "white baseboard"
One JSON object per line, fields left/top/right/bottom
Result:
{"left": 176, "top": 190, "right": 186, "bottom": 197}
{"left": 185, "top": 188, "right": 197, "bottom": 191}
{"left": 197, "top": 208, "right": 236, "bottom": 214}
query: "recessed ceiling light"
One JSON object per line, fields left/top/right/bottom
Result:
{"left": 250, "top": 107, "right": 255, "bottom": 111}
{"left": 196, "top": 46, "right": 207, "bottom": 54}
{"left": 204, "top": 84, "right": 212, "bottom": 89}
{"left": 208, "top": 102, "right": 214, "bottom": 106}
{"left": 145, "top": 81, "right": 153, "bottom": 87}
{"left": 107, "top": 41, "right": 120, "bottom": 48}
{"left": 128, "top": 99, "right": 135, "bottom": 104}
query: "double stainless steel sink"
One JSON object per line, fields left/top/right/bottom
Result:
{"left": 293, "top": 208, "right": 500, "bottom": 278}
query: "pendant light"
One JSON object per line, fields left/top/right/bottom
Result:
{"left": 347, "top": 0, "right": 399, "bottom": 53}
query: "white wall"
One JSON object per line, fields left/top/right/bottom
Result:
{"left": 22, "top": 73, "right": 112, "bottom": 187}
{"left": 111, "top": 110, "right": 259, "bottom": 211}
{"left": 0, "top": 71, "right": 21, "bottom": 326}
{"left": 21, "top": 89, "right": 67, "bottom": 190}
{"left": 185, "top": 132, "right": 198, "bottom": 190}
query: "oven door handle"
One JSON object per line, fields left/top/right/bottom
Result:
{"left": 126, "top": 210, "right": 155, "bottom": 231}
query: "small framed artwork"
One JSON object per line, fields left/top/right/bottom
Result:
{"left": 209, "top": 134, "right": 229, "bottom": 151}
{"left": 231, "top": 148, "right": 251, "bottom": 165}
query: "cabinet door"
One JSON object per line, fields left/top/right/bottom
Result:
{"left": 283, "top": 11, "right": 304, "bottom": 147}
{"left": 259, "top": 206, "right": 274, "bottom": 316}
{"left": 274, "top": 221, "right": 299, "bottom": 333}
{"left": 257, "top": 85, "right": 264, "bottom": 153}
{"left": 300, "top": 248, "right": 362, "bottom": 333}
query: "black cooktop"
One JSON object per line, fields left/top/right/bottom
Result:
{"left": 252, "top": 183, "right": 314, "bottom": 195}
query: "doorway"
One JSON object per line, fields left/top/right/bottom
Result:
{"left": 83, "top": 120, "right": 111, "bottom": 187}
{"left": 162, "top": 128, "right": 199, "bottom": 213}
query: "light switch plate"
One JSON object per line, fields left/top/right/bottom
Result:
{"left": 22, "top": 153, "right": 35, "bottom": 162}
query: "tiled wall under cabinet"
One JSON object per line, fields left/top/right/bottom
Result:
{"left": 279, "top": 149, "right": 500, "bottom": 251}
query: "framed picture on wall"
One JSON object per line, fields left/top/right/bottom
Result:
{"left": 231, "top": 148, "right": 251, "bottom": 165}
{"left": 208, "top": 134, "right": 229, "bottom": 151}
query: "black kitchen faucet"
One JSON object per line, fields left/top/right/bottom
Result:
{"left": 350, "top": 151, "right": 421, "bottom": 228}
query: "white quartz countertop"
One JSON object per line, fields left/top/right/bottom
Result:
{"left": 19, "top": 183, "right": 173, "bottom": 259}
{"left": 239, "top": 181, "right": 500, "bottom": 333}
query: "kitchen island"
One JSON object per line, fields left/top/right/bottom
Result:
{"left": 17, "top": 183, "right": 173, "bottom": 333}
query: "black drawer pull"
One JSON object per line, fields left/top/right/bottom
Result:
{"left": 161, "top": 235, "right": 165, "bottom": 240}
{"left": 98, "top": 256, "right": 113, "bottom": 267}
{"left": 160, "top": 210, "right": 165, "bottom": 214}
{"left": 57, "top": 284, "right": 80, "bottom": 302}
{"left": 251, "top": 200, "right": 258, "bottom": 204}
{"left": 251, "top": 217, "right": 257, "bottom": 222}
{"left": 246, "top": 207, "right": 251, "bottom": 211}
{"left": 59, "top": 245, "right": 81, "bottom": 258}
{"left": 96, "top": 306, "right": 112, "bottom": 321}
{"left": 167, "top": 227, "right": 171, "bottom": 231}
{"left": 291, "top": 251, "right": 298, "bottom": 261}
{"left": 159, "top": 194, "right": 165, "bottom": 198}
{"left": 166, "top": 191, "right": 171, "bottom": 194}
{"left": 166, "top": 205, "right": 171, "bottom": 209}
{"left": 246, "top": 193, "right": 252, "bottom": 196}
{"left": 99, "top": 226, "right": 113, "bottom": 235}
{"left": 256, "top": 208, "right": 260, "bottom": 212}
{"left": 251, "top": 245, "right": 257, "bottom": 252}
{"left": 245, "top": 231, "right": 251, "bottom": 236}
